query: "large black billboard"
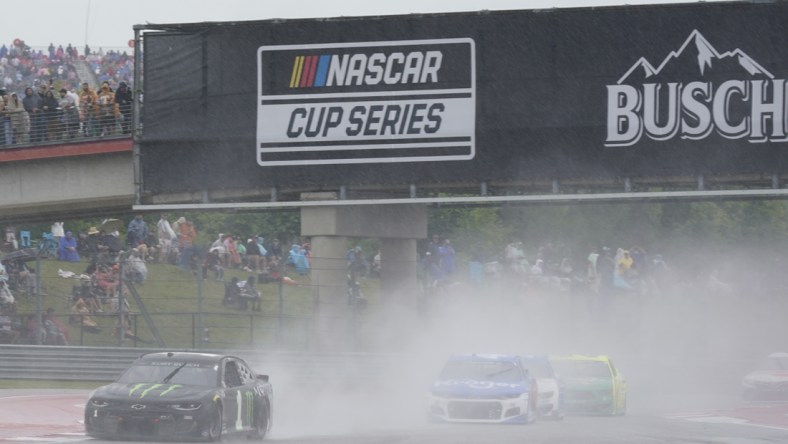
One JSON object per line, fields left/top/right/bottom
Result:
{"left": 140, "top": 1, "right": 788, "bottom": 196}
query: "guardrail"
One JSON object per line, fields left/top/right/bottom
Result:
{"left": 0, "top": 344, "right": 395, "bottom": 385}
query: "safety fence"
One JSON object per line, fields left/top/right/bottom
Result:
{"left": 0, "top": 109, "right": 131, "bottom": 148}
{"left": 0, "top": 344, "right": 396, "bottom": 385}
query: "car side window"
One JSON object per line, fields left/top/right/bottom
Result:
{"left": 237, "top": 360, "right": 254, "bottom": 384}
{"left": 224, "top": 361, "right": 243, "bottom": 388}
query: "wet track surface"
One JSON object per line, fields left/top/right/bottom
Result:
{"left": 3, "top": 389, "right": 788, "bottom": 443}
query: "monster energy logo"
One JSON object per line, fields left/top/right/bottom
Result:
{"left": 128, "top": 383, "right": 183, "bottom": 398}
{"left": 245, "top": 391, "right": 254, "bottom": 425}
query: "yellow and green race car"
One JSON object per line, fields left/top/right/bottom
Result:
{"left": 549, "top": 355, "right": 626, "bottom": 416}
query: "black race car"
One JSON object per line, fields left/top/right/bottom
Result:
{"left": 85, "top": 351, "right": 273, "bottom": 441}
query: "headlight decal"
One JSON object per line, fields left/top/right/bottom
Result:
{"left": 170, "top": 402, "right": 202, "bottom": 411}
{"left": 90, "top": 399, "right": 110, "bottom": 408}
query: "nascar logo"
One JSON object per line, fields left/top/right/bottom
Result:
{"left": 289, "top": 51, "right": 442, "bottom": 88}
{"left": 257, "top": 38, "right": 476, "bottom": 166}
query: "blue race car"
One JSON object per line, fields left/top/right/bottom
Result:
{"left": 428, "top": 353, "right": 538, "bottom": 424}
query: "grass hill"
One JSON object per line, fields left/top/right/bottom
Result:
{"left": 11, "top": 256, "right": 352, "bottom": 350}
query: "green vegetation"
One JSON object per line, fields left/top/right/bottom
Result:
{"left": 12, "top": 199, "right": 788, "bottom": 351}
{"left": 16, "top": 258, "right": 328, "bottom": 350}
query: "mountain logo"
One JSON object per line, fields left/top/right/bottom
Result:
{"left": 606, "top": 30, "right": 787, "bottom": 147}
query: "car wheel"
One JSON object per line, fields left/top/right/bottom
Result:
{"left": 250, "top": 401, "right": 269, "bottom": 440}
{"left": 207, "top": 404, "right": 223, "bottom": 442}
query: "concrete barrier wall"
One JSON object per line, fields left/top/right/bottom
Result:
{"left": 0, "top": 345, "right": 395, "bottom": 385}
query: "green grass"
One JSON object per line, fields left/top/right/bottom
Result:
{"left": 13, "top": 257, "right": 352, "bottom": 350}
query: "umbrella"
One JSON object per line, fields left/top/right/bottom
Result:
{"left": 99, "top": 218, "right": 125, "bottom": 233}
{"left": 0, "top": 248, "right": 38, "bottom": 263}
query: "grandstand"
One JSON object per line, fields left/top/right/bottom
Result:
{"left": 0, "top": 39, "right": 134, "bottom": 147}
{"left": 1, "top": 40, "right": 132, "bottom": 91}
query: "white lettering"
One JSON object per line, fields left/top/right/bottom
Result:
{"left": 606, "top": 79, "right": 788, "bottom": 145}
{"left": 606, "top": 85, "right": 642, "bottom": 147}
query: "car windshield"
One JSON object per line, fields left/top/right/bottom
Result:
{"left": 521, "top": 357, "right": 552, "bottom": 378}
{"left": 762, "top": 355, "right": 788, "bottom": 371}
{"left": 439, "top": 360, "right": 522, "bottom": 383}
{"left": 551, "top": 359, "right": 611, "bottom": 379}
{"left": 116, "top": 362, "right": 219, "bottom": 387}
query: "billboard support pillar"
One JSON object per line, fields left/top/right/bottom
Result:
{"left": 302, "top": 203, "right": 427, "bottom": 351}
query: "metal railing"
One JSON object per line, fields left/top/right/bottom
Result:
{"left": 0, "top": 106, "right": 131, "bottom": 148}
{"left": 19, "top": 311, "right": 313, "bottom": 350}
{"left": 0, "top": 344, "right": 397, "bottom": 385}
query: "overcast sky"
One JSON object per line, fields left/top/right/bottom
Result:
{"left": 2, "top": 0, "right": 731, "bottom": 49}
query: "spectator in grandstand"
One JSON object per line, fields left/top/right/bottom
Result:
{"left": 371, "top": 249, "right": 381, "bottom": 278}
{"left": 0, "top": 275, "right": 15, "bottom": 311}
{"left": 0, "top": 307, "right": 20, "bottom": 344}
{"left": 0, "top": 89, "right": 10, "bottom": 146}
{"left": 439, "top": 238, "right": 456, "bottom": 277}
{"left": 57, "top": 230, "right": 80, "bottom": 262}
{"left": 5, "top": 92, "right": 26, "bottom": 143}
{"left": 4, "top": 258, "right": 35, "bottom": 295}
{"left": 224, "top": 235, "right": 241, "bottom": 268}
{"left": 22, "top": 86, "right": 44, "bottom": 142}
{"left": 42, "top": 88, "right": 60, "bottom": 141}
{"left": 58, "top": 87, "right": 78, "bottom": 138}
{"left": 115, "top": 81, "right": 132, "bottom": 134}
{"left": 204, "top": 247, "right": 224, "bottom": 281}
{"left": 346, "top": 245, "right": 367, "bottom": 278}
{"left": 156, "top": 214, "right": 177, "bottom": 263}
{"left": 210, "top": 234, "right": 227, "bottom": 266}
{"left": 102, "top": 230, "right": 123, "bottom": 256}
{"left": 240, "top": 275, "right": 261, "bottom": 312}
{"left": 125, "top": 248, "right": 148, "bottom": 284}
{"left": 288, "top": 244, "right": 309, "bottom": 275}
{"left": 96, "top": 82, "right": 117, "bottom": 136}
{"left": 95, "top": 263, "right": 119, "bottom": 299}
{"left": 245, "top": 235, "right": 263, "bottom": 272}
{"left": 223, "top": 276, "right": 241, "bottom": 309}
{"left": 597, "top": 246, "right": 616, "bottom": 295}
{"left": 267, "top": 238, "right": 283, "bottom": 268}
{"left": 177, "top": 217, "right": 197, "bottom": 270}
{"left": 43, "top": 308, "right": 69, "bottom": 345}
{"left": 79, "top": 82, "right": 98, "bottom": 137}
{"left": 126, "top": 214, "right": 148, "bottom": 249}
{"left": 72, "top": 275, "right": 102, "bottom": 313}
{"left": 235, "top": 236, "right": 246, "bottom": 265}
{"left": 69, "top": 296, "right": 100, "bottom": 332}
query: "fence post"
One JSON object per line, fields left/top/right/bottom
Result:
{"left": 197, "top": 265, "right": 205, "bottom": 349}
{"left": 249, "top": 315, "right": 254, "bottom": 348}
{"left": 35, "top": 256, "right": 42, "bottom": 345}
{"left": 277, "top": 279, "right": 284, "bottom": 347}
{"left": 118, "top": 260, "right": 125, "bottom": 347}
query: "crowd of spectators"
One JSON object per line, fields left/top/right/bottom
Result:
{"left": 0, "top": 39, "right": 134, "bottom": 146}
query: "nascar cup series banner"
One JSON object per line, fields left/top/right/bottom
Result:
{"left": 140, "top": 1, "right": 788, "bottom": 195}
